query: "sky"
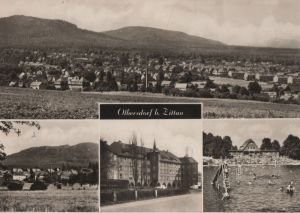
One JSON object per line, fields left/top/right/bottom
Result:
{"left": 0, "top": 120, "right": 99, "bottom": 155}
{"left": 100, "top": 119, "right": 202, "bottom": 167}
{"left": 0, "top": 0, "right": 300, "bottom": 46}
{"left": 204, "top": 119, "right": 300, "bottom": 148}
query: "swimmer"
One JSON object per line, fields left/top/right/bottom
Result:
{"left": 268, "top": 179, "right": 275, "bottom": 185}
{"left": 279, "top": 186, "right": 284, "bottom": 192}
{"left": 248, "top": 181, "right": 252, "bottom": 185}
{"left": 253, "top": 173, "right": 257, "bottom": 180}
{"left": 222, "top": 191, "right": 230, "bottom": 200}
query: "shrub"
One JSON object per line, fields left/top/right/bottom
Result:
{"left": 30, "top": 181, "right": 48, "bottom": 190}
{"left": 7, "top": 180, "right": 24, "bottom": 191}
{"left": 116, "top": 190, "right": 135, "bottom": 201}
{"left": 100, "top": 192, "right": 114, "bottom": 203}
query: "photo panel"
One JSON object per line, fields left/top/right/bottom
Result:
{"left": 203, "top": 119, "right": 300, "bottom": 212}
{"left": 99, "top": 103, "right": 203, "bottom": 212}
{"left": 0, "top": 120, "right": 100, "bottom": 212}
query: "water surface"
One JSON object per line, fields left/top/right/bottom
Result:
{"left": 204, "top": 165, "right": 300, "bottom": 212}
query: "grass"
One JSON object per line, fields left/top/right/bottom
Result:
{"left": 0, "top": 189, "right": 98, "bottom": 212}
{"left": 1, "top": 86, "right": 300, "bottom": 118}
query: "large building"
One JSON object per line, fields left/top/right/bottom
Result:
{"left": 229, "top": 139, "right": 279, "bottom": 164}
{"left": 100, "top": 140, "right": 198, "bottom": 188}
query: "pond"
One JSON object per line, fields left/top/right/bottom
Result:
{"left": 204, "top": 165, "right": 300, "bottom": 212}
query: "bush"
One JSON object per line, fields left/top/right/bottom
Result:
{"left": 100, "top": 192, "right": 114, "bottom": 203}
{"left": 30, "top": 181, "right": 48, "bottom": 190}
{"left": 7, "top": 180, "right": 24, "bottom": 191}
{"left": 116, "top": 190, "right": 135, "bottom": 201}
{"left": 139, "top": 190, "right": 155, "bottom": 199}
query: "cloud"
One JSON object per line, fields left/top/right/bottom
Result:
{"left": 0, "top": 120, "right": 99, "bottom": 155}
{"left": 0, "top": 0, "right": 299, "bottom": 46}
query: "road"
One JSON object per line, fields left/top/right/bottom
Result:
{"left": 101, "top": 192, "right": 202, "bottom": 212}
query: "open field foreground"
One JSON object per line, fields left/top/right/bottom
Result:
{"left": 0, "top": 189, "right": 98, "bottom": 212}
{"left": 101, "top": 192, "right": 202, "bottom": 212}
{"left": 1, "top": 87, "right": 300, "bottom": 118}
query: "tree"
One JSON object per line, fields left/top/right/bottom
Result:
{"left": 205, "top": 79, "right": 217, "bottom": 89}
{"left": 260, "top": 138, "right": 272, "bottom": 150}
{"left": 281, "top": 134, "right": 300, "bottom": 159}
{"left": 239, "top": 87, "right": 249, "bottom": 96}
{"left": 248, "top": 81, "right": 262, "bottom": 95}
{"left": 100, "top": 139, "right": 116, "bottom": 180}
{"left": 83, "top": 71, "right": 96, "bottom": 82}
{"left": 0, "top": 121, "right": 40, "bottom": 163}
{"left": 129, "top": 132, "right": 139, "bottom": 186}
{"left": 222, "top": 136, "right": 233, "bottom": 157}
{"left": 271, "top": 140, "right": 281, "bottom": 151}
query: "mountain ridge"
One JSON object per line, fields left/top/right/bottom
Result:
{"left": 3, "top": 142, "right": 99, "bottom": 168}
{"left": 0, "top": 15, "right": 225, "bottom": 49}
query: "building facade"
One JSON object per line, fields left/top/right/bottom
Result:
{"left": 101, "top": 140, "right": 198, "bottom": 188}
{"left": 229, "top": 139, "right": 280, "bottom": 164}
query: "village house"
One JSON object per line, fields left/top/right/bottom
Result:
{"left": 30, "top": 80, "right": 47, "bottom": 90}
{"left": 273, "top": 75, "right": 288, "bottom": 84}
{"left": 257, "top": 74, "right": 274, "bottom": 82}
{"left": 68, "top": 76, "right": 83, "bottom": 91}
{"left": 161, "top": 80, "right": 171, "bottom": 88}
{"left": 244, "top": 72, "right": 256, "bottom": 81}
{"left": 191, "top": 81, "right": 206, "bottom": 89}
{"left": 174, "top": 83, "right": 188, "bottom": 91}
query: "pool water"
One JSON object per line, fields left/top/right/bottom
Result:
{"left": 204, "top": 165, "right": 300, "bottom": 212}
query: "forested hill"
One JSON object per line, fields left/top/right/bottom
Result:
{"left": 3, "top": 142, "right": 98, "bottom": 168}
{"left": 0, "top": 15, "right": 225, "bottom": 49}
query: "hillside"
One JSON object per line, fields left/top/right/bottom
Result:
{"left": 0, "top": 15, "right": 225, "bottom": 49}
{"left": 266, "top": 38, "right": 300, "bottom": 49}
{"left": 0, "top": 15, "right": 124, "bottom": 48}
{"left": 103, "top": 26, "right": 225, "bottom": 48}
{"left": 3, "top": 142, "right": 99, "bottom": 168}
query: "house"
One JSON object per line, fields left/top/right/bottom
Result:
{"left": 174, "top": 83, "right": 188, "bottom": 91}
{"left": 191, "top": 81, "right": 206, "bottom": 89}
{"left": 18, "top": 81, "right": 25, "bottom": 88}
{"left": 54, "top": 78, "right": 68, "bottom": 90}
{"left": 244, "top": 73, "right": 256, "bottom": 81}
{"left": 68, "top": 76, "right": 83, "bottom": 91}
{"left": 282, "top": 85, "right": 300, "bottom": 100}
{"left": 12, "top": 169, "right": 27, "bottom": 181}
{"left": 258, "top": 74, "right": 274, "bottom": 82}
{"left": 262, "top": 89, "right": 277, "bottom": 99}
{"left": 9, "top": 81, "right": 17, "bottom": 87}
{"left": 273, "top": 75, "right": 288, "bottom": 84}
{"left": 30, "top": 81, "right": 47, "bottom": 90}
{"left": 161, "top": 80, "right": 171, "bottom": 88}
{"left": 231, "top": 72, "right": 245, "bottom": 80}
{"left": 229, "top": 139, "right": 279, "bottom": 159}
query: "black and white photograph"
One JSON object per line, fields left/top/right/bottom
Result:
{"left": 203, "top": 119, "right": 300, "bottom": 212}
{"left": 1, "top": 0, "right": 300, "bottom": 119}
{"left": 0, "top": 120, "right": 99, "bottom": 212}
{"left": 100, "top": 103, "right": 202, "bottom": 212}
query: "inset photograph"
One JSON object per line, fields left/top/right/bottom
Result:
{"left": 0, "top": 120, "right": 99, "bottom": 212}
{"left": 203, "top": 119, "right": 300, "bottom": 212}
{"left": 100, "top": 104, "right": 202, "bottom": 212}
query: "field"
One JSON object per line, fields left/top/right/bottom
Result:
{"left": 210, "top": 76, "right": 273, "bottom": 89}
{"left": 0, "top": 189, "right": 98, "bottom": 212}
{"left": 1, "top": 86, "right": 300, "bottom": 118}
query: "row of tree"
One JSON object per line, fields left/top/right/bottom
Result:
{"left": 204, "top": 131, "right": 300, "bottom": 160}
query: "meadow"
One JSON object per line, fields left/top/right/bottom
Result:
{"left": 1, "top": 86, "right": 300, "bottom": 118}
{"left": 0, "top": 189, "right": 98, "bottom": 212}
